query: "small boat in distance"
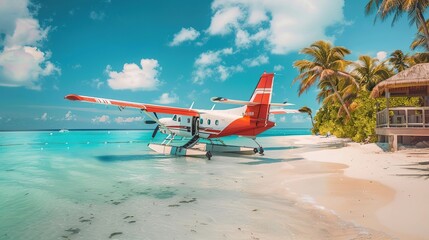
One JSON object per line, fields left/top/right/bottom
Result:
{"left": 59, "top": 129, "right": 69, "bottom": 133}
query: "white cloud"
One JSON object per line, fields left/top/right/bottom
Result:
{"left": 194, "top": 48, "right": 233, "bottom": 66}
{"left": 90, "top": 78, "right": 104, "bottom": 89}
{"left": 0, "top": 0, "right": 60, "bottom": 89}
{"left": 192, "top": 48, "right": 237, "bottom": 84}
{"left": 35, "top": 112, "right": 49, "bottom": 121}
{"left": 235, "top": 28, "right": 268, "bottom": 49}
{"left": 376, "top": 51, "right": 387, "bottom": 61}
{"left": 207, "top": 0, "right": 346, "bottom": 54}
{"left": 72, "top": 64, "right": 81, "bottom": 69}
{"left": 114, "top": 116, "right": 144, "bottom": 124}
{"left": 40, "top": 112, "right": 47, "bottom": 121}
{"left": 0, "top": 0, "right": 30, "bottom": 35}
{"left": 243, "top": 55, "right": 269, "bottom": 67}
{"left": 64, "top": 111, "right": 76, "bottom": 121}
{"left": 219, "top": 65, "right": 243, "bottom": 81}
{"left": 274, "top": 64, "right": 284, "bottom": 71}
{"left": 106, "top": 59, "right": 161, "bottom": 91}
{"left": 169, "top": 27, "right": 200, "bottom": 46}
{"left": 92, "top": 115, "right": 110, "bottom": 123}
{"left": 153, "top": 92, "right": 179, "bottom": 104}
{"left": 207, "top": 6, "right": 243, "bottom": 35}
{"left": 89, "top": 11, "right": 105, "bottom": 20}
{"left": 235, "top": 29, "right": 251, "bottom": 48}
{"left": 0, "top": 46, "right": 60, "bottom": 89}
{"left": 217, "top": 65, "right": 229, "bottom": 80}
{"left": 292, "top": 115, "right": 308, "bottom": 123}
{"left": 5, "top": 18, "right": 49, "bottom": 47}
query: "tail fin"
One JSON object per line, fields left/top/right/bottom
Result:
{"left": 246, "top": 72, "right": 274, "bottom": 125}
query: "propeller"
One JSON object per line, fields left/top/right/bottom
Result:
{"left": 152, "top": 125, "right": 160, "bottom": 138}
{"left": 151, "top": 112, "right": 160, "bottom": 138}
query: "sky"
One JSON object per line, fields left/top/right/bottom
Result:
{"left": 0, "top": 0, "right": 421, "bottom": 130}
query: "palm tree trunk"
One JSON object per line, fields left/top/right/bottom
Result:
{"left": 309, "top": 113, "right": 314, "bottom": 128}
{"left": 416, "top": 8, "right": 429, "bottom": 50}
{"left": 328, "top": 79, "right": 351, "bottom": 118}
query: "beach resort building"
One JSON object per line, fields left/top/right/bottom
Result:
{"left": 370, "top": 63, "right": 429, "bottom": 151}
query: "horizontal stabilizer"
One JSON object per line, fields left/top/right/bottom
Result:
{"left": 210, "top": 97, "right": 259, "bottom": 106}
{"left": 270, "top": 102, "right": 295, "bottom": 106}
{"left": 270, "top": 109, "right": 301, "bottom": 114}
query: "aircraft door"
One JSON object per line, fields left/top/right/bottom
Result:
{"left": 192, "top": 117, "right": 199, "bottom": 136}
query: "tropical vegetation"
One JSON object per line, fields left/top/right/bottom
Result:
{"left": 294, "top": 41, "right": 425, "bottom": 142}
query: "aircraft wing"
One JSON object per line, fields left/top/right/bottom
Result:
{"left": 65, "top": 94, "right": 200, "bottom": 117}
{"left": 210, "top": 97, "right": 259, "bottom": 106}
{"left": 269, "top": 109, "right": 301, "bottom": 114}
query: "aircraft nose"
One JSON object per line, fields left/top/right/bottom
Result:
{"left": 159, "top": 118, "right": 169, "bottom": 124}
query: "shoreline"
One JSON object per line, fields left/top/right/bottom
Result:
{"left": 258, "top": 135, "right": 429, "bottom": 240}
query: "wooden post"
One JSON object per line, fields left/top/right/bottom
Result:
{"left": 386, "top": 90, "right": 390, "bottom": 128}
{"left": 393, "top": 135, "right": 398, "bottom": 151}
{"left": 405, "top": 108, "right": 408, "bottom": 128}
{"left": 424, "top": 109, "right": 426, "bottom": 128}
{"left": 389, "top": 134, "right": 398, "bottom": 151}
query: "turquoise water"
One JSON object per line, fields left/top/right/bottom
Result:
{"left": 0, "top": 129, "right": 386, "bottom": 240}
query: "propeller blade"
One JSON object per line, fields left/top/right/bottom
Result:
{"left": 152, "top": 125, "right": 160, "bottom": 138}
{"left": 145, "top": 120, "right": 157, "bottom": 124}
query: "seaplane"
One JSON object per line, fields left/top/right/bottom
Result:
{"left": 65, "top": 72, "right": 301, "bottom": 159}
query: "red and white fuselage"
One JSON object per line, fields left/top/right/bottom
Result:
{"left": 158, "top": 106, "right": 275, "bottom": 139}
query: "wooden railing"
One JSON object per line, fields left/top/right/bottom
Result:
{"left": 376, "top": 107, "right": 429, "bottom": 128}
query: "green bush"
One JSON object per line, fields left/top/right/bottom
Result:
{"left": 312, "top": 91, "right": 420, "bottom": 142}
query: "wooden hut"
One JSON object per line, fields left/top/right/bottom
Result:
{"left": 370, "top": 63, "right": 429, "bottom": 151}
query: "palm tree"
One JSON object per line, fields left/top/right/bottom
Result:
{"left": 298, "top": 106, "right": 314, "bottom": 127}
{"left": 389, "top": 50, "right": 411, "bottom": 72}
{"left": 365, "top": 0, "right": 429, "bottom": 50}
{"left": 293, "top": 40, "right": 357, "bottom": 118}
{"left": 411, "top": 52, "right": 429, "bottom": 64}
{"left": 351, "top": 55, "right": 392, "bottom": 91}
{"left": 411, "top": 20, "right": 429, "bottom": 51}
{"left": 318, "top": 77, "right": 356, "bottom": 118}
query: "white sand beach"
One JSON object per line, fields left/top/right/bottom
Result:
{"left": 255, "top": 135, "right": 429, "bottom": 240}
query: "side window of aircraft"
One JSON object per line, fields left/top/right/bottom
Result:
{"left": 200, "top": 118, "right": 204, "bottom": 125}
{"left": 207, "top": 119, "right": 211, "bottom": 125}
{"left": 215, "top": 120, "right": 219, "bottom": 125}
{"left": 172, "top": 115, "right": 177, "bottom": 121}
{"left": 187, "top": 118, "right": 190, "bottom": 124}
{"left": 178, "top": 117, "right": 181, "bottom": 122}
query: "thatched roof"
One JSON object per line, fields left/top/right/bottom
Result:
{"left": 370, "top": 63, "right": 429, "bottom": 98}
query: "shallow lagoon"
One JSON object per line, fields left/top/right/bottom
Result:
{"left": 0, "top": 129, "right": 386, "bottom": 239}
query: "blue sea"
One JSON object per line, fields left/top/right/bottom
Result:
{"left": 0, "top": 129, "right": 386, "bottom": 239}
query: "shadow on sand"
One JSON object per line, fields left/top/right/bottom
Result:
{"left": 237, "top": 155, "right": 304, "bottom": 165}
{"left": 96, "top": 154, "right": 172, "bottom": 162}
{"left": 262, "top": 146, "right": 298, "bottom": 151}
{"left": 396, "top": 161, "right": 429, "bottom": 180}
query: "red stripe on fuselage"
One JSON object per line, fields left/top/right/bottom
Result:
{"left": 209, "top": 117, "right": 275, "bottom": 138}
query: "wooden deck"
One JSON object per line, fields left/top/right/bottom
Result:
{"left": 376, "top": 107, "right": 429, "bottom": 151}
